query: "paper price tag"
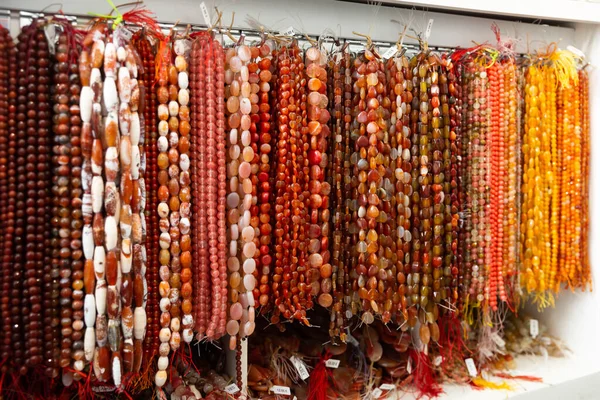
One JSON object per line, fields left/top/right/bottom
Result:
{"left": 224, "top": 384, "right": 240, "bottom": 394}
{"left": 491, "top": 332, "right": 506, "bottom": 348}
{"left": 372, "top": 388, "right": 383, "bottom": 398}
{"left": 380, "top": 383, "right": 395, "bottom": 391}
{"left": 270, "top": 385, "right": 292, "bottom": 395}
{"left": 44, "top": 24, "right": 56, "bottom": 55}
{"left": 465, "top": 358, "right": 477, "bottom": 377}
{"left": 120, "top": 27, "right": 133, "bottom": 42}
{"left": 382, "top": 46, "right": 398, "bottom": 60}
{"left": 200, "top": 2, "right": 212, "bottom": 27}
{"left": 567, "top": 45, "right": 585, "bottom": 58}
{"left": 280, "top": 26, "right": 295, "bottom": 37}
{"left": 425, "top": 19, "right": 434, "bottom": 39}
{"left": 290, "top": 356, "right": 310, "bottom": 380}
{"left": 433, "top": 355, "right": 443, "bottom": 367}
{"left": 530, "top": 319, "right": 539, "bottom": 338}
{"left": 325, "top": 359, "right": 340, "bottom": 368}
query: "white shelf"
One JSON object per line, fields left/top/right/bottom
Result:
{"left": 396, "top": 354, "right": 600, "bottom": 399}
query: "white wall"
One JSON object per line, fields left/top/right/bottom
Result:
{"left": 2, "top": 0, "right": 575, "bottom": 52}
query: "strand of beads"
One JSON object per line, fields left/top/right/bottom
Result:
{"left": 214, "top": 39, "right": 228, "bottom": 338}
{"left": 13, "top": 25, "right": 31, "bottom": 373}
{"left": 439, "top": 58, "right": 454, "bottom": 313}
{"left": 190, "top": 35, "right": 208, "bottom": 338}
{"left": 107, "top": 34, "right": 127, "bottom": 386}
{"left": 255, "top": 43, "right": 274, "bottom": 310}
{"left": 389, "top": 53, "right": 412, "bottom": 325}
{"left": 521, "top": 64, "right": 544, "bottom": 296}
{"left": 306, "top": 45, "right": 333, "bottom": 310}
{"left": 424, "top": 55, "right": 440, "bottom": 341}
{"left": 112, "top": 42, "right": 133, "bottom": 382}
{"left": 342, "top": 46, "right": 354, "bottom": 334}
{"left": 0, "top": 25, "right": 14, "bottom": 368}
{"left": 502, "top": 60, "right": 518, "bottom": 302}
{"left": 22, "top": 23, "right": 52, "bottom": 372}
{"left": 272, "top": 46, "right": 292, "bottom": 323}
{"left": 190, "top": 36, "right": 204, "bottom": 337}
{"left": 407, "top": 54, "right": 421, "bottom": 329}
{"left": 225, "top": 44, "right": 245, "bottom": 346}
{"left": 468, "top": 62, "right": 489, "bottom": 308}
{"left": 166, "top": 41, "right": 184, "bottom": 353}
{"left": 351, "top": 49, "right": 374, "bottom": 324}
{"left": 155, "top": 38, "right": 172, "bottom": 388}
{"left": 91, "top": 28, "right": 112, "bottom": 383}
{"left": 414, "top": 52, "right": 433, "bottom": 335}
{"left": 173, "top": 39, "right": 193, "bottom": 346}
{"left": 447, "top": 60, "right": 460, "bottom": 305}
{"left": 329, "top": 46, "right": 346, "bottom": 338}
{"left": 457, "top": 62, "right": 470, "bottom": 312}
{"left": 579, "top": 69, "right": 590, "bottom": 289}
{"left": 52, "top": 33, "right": 82, "bottom": 377}
{"left": 134, "top": 33, "right": 159, "bottom": 363}
{"left": 376, "top": 55, "right": 394, "bottom": 325}
{"left": 487, "top": 61, "right": 501, "bottom": 311}
{"left": 127, "top": 42, "right": 147, "bottom": 373}
{"left": 205, "top": 38, "right": 228, "bottom": 340}
{"left": 559, "top": 68, "right": 580, "bottom": 289}
{"left": 293, "top": 43, "right": 312, "bottom": 322}
{"left": 79, "top": 28, "right": 95, "bottom": 376}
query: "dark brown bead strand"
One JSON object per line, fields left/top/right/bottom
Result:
{"left": 37, "top": 27, "right": 54, "bottom": 372}
{"left": 0, "top": 26, "right": 14, "bottom": 366}
{"left": 67, "top": 36, "right": 84, "bottom": 374}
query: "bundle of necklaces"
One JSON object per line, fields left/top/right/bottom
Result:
{"left": 0, "top": 6, "right": 591, "bottom": 399}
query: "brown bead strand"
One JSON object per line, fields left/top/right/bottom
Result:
{"left": 13, "top": 26, "right": 30, "bottom": 373}
{"left": 51, "top": 33, "right": 78, "bottom": 376}
{"left": 25, "top": 25, "right": 51, "bottom": 371}
{"left": 0, "top": 26, "right": 14, "bottom": 366}
{"left": 134, "top": 35, "right": 159, "bottom": 360}
{"left": 341, "top": 49, "right": 353, "bottom": 324}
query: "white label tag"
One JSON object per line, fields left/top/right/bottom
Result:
{"left": 465, "top": 358, "right": 477, "bottom": 377}
{"left": 380, "top": 383, "right": 395, "bottom": 390}
{"left": 407, "top": 358, "right": 412, "bottom": 374}
{"left": 120, "top": 27, "right": 133, "bottom": 42}
{"left": 44, "top": 24, "right": 56, "bottom": 55}
{"left": 372, "top": 388, "right": 383, "bottom": 398}
{"left": 280, "top": 26, "right": 295, "bottom": 37}
{"left": 200, "top": 2, "right": 212, "bottom": 27}
{"left": 530, "top": 319, "right": 539, "bottom": 338}
{"left": 270, "top": 385, "right": 291, "bottom": 395}
{"left": 290, "top": 356, "right": 310, "bottom": 380}
{"left": 425, "top": 19, "right": 434, "bottom": 39}
{"left": 382, "top": 46, "right": 398, "bottom": 60}
{"left": 433, "top": 355, "right": 443, "bottom": 366}
{"left": 491, "top": 332, "right": 506, "bottom": 348}
{"left": 567, "top": 45, "right": 585, "bottom": 58}
{"left": 325, "top": 359, "right": 340, "bottom": 368}
{"left": 224, "top": 384, "right": 240, "bottom": 394}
